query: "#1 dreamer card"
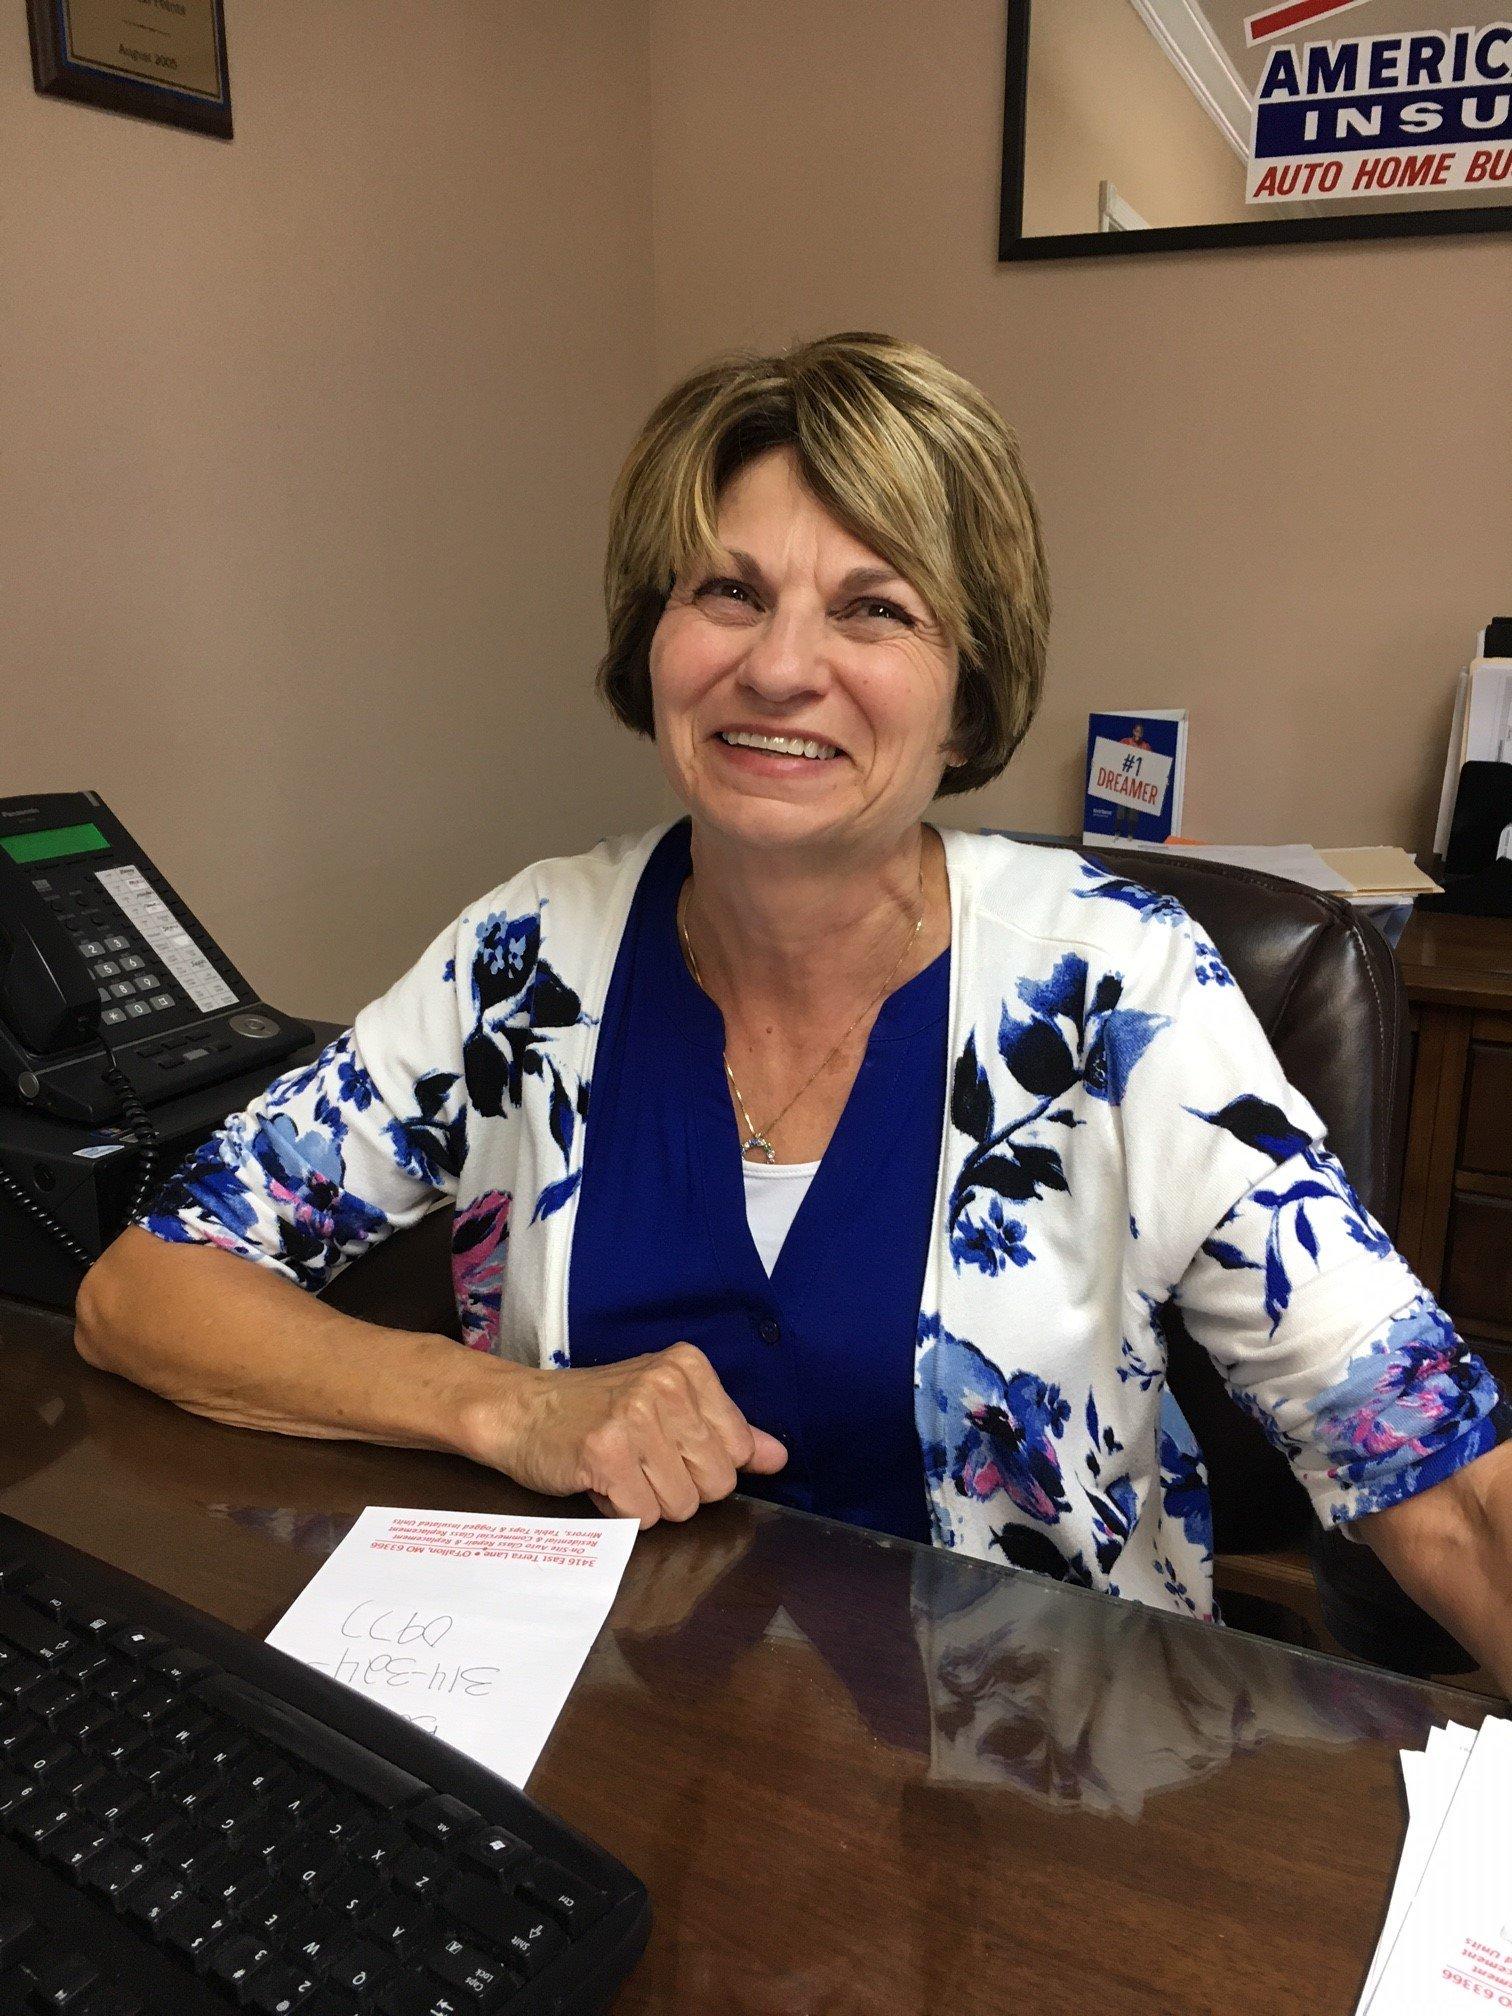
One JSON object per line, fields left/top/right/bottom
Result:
{"left": 1082, "top": 711, "right": 1185, "bottom": 846}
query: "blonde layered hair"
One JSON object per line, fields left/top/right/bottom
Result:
{"left": 597, "top": 331, "right": 1049, "bottom": 798}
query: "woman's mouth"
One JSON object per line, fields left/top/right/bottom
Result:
{"left": 715, "top": 730, "right": 840, "bottom": 762}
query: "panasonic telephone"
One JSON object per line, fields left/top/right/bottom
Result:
{"left": 0, "top": 790, "right": 314, "bottom": 1280}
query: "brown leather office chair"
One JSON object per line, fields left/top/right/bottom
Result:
{"left": 1078, "top": 843, "right": 1472, "bottom": 1677}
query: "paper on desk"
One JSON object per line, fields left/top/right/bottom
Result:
{"left": 1362, "top": 1716, "right": 1512, "bottom": 2015}
{"left": 1356, "top": 1722, "right": 1477, "bottom": 2013}
{"left": 265, "top": 1506, "right": 637, "bottom": 1787}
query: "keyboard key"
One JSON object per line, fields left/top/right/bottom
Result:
{"left": 13, "top": 1798, "right": 74, "bottom": 1849}
{"left": 206, "top": 1930, "right": 275, "bottom": 1997}
{"left": 391, "top": 1843, "right": 448, "bottom": 1902}
{"left": 77, "top": 1771, "right": 142, "bottom": 1826}
{"left": 514, "top": 1857, "right": 608, "bottom": 1934}
{"left": 42, "top": 1820, "right": 110, "bottom": 1873}
{"left": 0, "top": 1593, "right": 76, "bottom": 1662}
{"left": 26, "top": 1944, "right": 99, "bottom": 2007}
{"left": 430, "top": 1934, "right": 513, "bottom": 1999}
{"left": 158, "top": 1896, "right": 229, "bottom": 1962}
{"left": 375, "top": 1983, "right": 473, "bottom": 2016}
{"left": 82, "top": 1844, "right": 151, "bottom": 1903}
{"left": 0, "top": 1648, "right": 44, "bottom": 1697}
{"left": 324, "top": 1869, "right": 382, "bottom": 1920}
{"left": 438, "top": 1875, "right": 568, "bottom": 1978}
{"left": 147, "top": 1646, "right": 215, "bottom": 1687}
{"left": 323, "top": 1937, "right": 389, "bottom": 1994}
{"left": 410, "top": 1795, "right": 482, "bottom": 1848}
{"left": 120, "top": 1872, "right": 188, "bottom": 1933}
{"left": 246, "top": 1963, "right": 318, "bottom": 2014}
{"left": 462, "top": 1824, "right": 528, "bottom": 1877}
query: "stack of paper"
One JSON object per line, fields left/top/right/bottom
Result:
{"left": 1357, "top": 1715, "right": 1512, "bottom": 2013}
{"left": 1315, "top": 848, "right": 1444, "bottom": 905}
{"left": 1109, "top": 840, "right": 1441, "bottom": 907}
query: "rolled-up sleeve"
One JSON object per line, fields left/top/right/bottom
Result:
{"left": 136, "top": 914, "right": 472, "bottom": 1293}
{"left": 1174, "top": 1143, "right": 1508, "bottom": 1527}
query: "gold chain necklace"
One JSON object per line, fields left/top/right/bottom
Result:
{"left": 677, "top": 846, "right": 926, "bottom": 1163}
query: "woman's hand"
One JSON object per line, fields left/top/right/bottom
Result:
{"left": 464, "top": 1342, "right": 788, "bottom": 1528}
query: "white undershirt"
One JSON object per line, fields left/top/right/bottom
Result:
{"left": 742, "top": 1157, "right": 821, "bottom": 1275}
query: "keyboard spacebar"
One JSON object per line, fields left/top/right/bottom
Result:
{"left": 196, "top": 1671, "right": 429, "bottom": 1808}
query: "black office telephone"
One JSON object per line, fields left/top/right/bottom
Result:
{"left": 0, "top": 791, "right": 313, "bottom": 1266}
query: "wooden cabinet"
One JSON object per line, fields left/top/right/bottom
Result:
{"left": 1396, "top": 914, "right": 1512, "bottom": 1381}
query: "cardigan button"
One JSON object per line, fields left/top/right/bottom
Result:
{"left": 757, "top": 1317, "right": 781, "bottom": 1346}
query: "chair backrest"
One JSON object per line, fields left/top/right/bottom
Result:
{"left": 1078, "top": 844, "right": 1411, "bottom": 1552}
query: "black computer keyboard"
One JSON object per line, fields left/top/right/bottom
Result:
{"left": 0, "top": 1513, "right": 649, "bottom": 2015}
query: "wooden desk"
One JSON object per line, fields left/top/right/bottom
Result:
{"left": 1396, "top": 911, "right": 1512, "bottom": 1373}
{"left": 0, "top": 1298, "right": 1498, "bottom": 2015}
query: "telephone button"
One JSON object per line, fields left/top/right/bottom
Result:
{"left": 93, "top": 960, "right": 121, "bottom": 979}
{"left": 135, "top": 973, "right": 160, "bottom": 991}
{"left": 31, "top": 878, "right": 53, "bottom": 894}
{"left": 79, "top": 943, "right": 105, "bottom": 960}
{"left": 123, "top": 1002, "right": 150, "bottom": 1019}
{"left": 101, "top": 1009, "right": 128, "bottom": 1027}
{"left": 117, "top": 955, "right": 144, "bottom": 973}
{"left": 102, "top": 937, "right": 130, "bottom": 954}
{"left": 109, "top": 983, "right": 135, "bottom": 1001}
{"left": 180, "top": 1047, "right": 210, "bottom": 1063}
{"left": 149, "top": 995, "right": 176, "bottom": 1013}
{"left": 229, "top": 1014, "right": 279, "bottom": 1040}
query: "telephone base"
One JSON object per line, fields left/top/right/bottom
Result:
{"left": 0, "top": 1026, "right": 337, "bottom": 1308}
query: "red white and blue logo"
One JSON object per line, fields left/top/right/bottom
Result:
{"left": 1245, "top": 9, "right": 1512, "bottom": 203}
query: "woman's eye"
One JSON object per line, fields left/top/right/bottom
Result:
{"left": 694, "top": 577, "right": 755, "bottom": 606}
{"left": 849, "top": 598, "right": 915, "bottom": 627}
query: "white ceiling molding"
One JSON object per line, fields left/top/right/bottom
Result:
{"left": 1125, "top": 0, "right": 1252, "bottom": 159}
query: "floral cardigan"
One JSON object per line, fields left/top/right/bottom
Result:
{"left": 143, "top": 825, "right": 1503, "bottom": 1619}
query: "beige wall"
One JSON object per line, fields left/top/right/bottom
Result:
{"left": 4, "top": 0, "right": 1510, "bottom": 1026}
{"left": 1024, "top": 0, "right": 1248, "bottom": 235}
{"left": 651, "top": 0, "right": 1512, "bottom": 858}
{"left": 0, "top": 0, "right": 667, "bottom": 1022}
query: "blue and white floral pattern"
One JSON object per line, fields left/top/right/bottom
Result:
{"left": 139, "top": 827, "right": 1504, "bottom": 1619}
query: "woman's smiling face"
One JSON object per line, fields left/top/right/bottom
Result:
{"left": 648, "top": 447, "right": 960, "bottom": 859}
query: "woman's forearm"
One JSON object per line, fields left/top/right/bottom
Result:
{"left": 1358, "top": 1440, "right": 1512, "bottom": 1697}
{"left": 74, "top": 1225, "right": 519, "bottom": 1455}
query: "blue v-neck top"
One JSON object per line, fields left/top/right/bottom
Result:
{"left": 568, "top": 821, "right": 949, "bottom": 1543}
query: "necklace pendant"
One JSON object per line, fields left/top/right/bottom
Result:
{"left": 743, "top": 1133, "right": 777, "bottom": 1164}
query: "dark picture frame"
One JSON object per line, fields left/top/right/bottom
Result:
{"left": 1000, "top": 0, "right": 1512, "bottom": 262}
{"left": 27, "top": 0, "right": 232, "bottom": 139}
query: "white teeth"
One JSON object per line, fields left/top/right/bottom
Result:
{"left": 719, "top": 730, "right": 836, "bottom": 759}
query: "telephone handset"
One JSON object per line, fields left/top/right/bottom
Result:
{"left": 0, "top": 791, "right": 313, "bottom": 1128}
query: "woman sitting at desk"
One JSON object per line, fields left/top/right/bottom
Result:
{"left": 78, "top": 333, "right": 1512, "bottom": 1677}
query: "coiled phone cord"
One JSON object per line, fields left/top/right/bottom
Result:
{"left": 0, "top": 1047, "right": 160, "bottom": 1273}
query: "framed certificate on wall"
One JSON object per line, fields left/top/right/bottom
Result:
{"left": 27, "top": 0, "right": 232, "bottom": 139}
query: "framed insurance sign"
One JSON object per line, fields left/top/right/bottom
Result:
{"left": 1001, "top": 0, "right": 1512, "bottom": 260}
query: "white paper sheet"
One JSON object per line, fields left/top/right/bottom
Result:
{"left": 1363, "top": 1717, "right": 1512, "bottom": 2015}
{"left": 266, "top": 1506, "right": 637, "bottom": 1787}
{"left": 1357, "top": 1723, "right": 1478, "bottom": 2013}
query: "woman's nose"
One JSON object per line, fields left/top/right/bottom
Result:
{"left": 737, "top": 604, "right": 828, "bottom": 702}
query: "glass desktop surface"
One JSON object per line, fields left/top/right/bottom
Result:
{"left": 0, "top": 1296, "right": 1492, "bottom": 2015}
